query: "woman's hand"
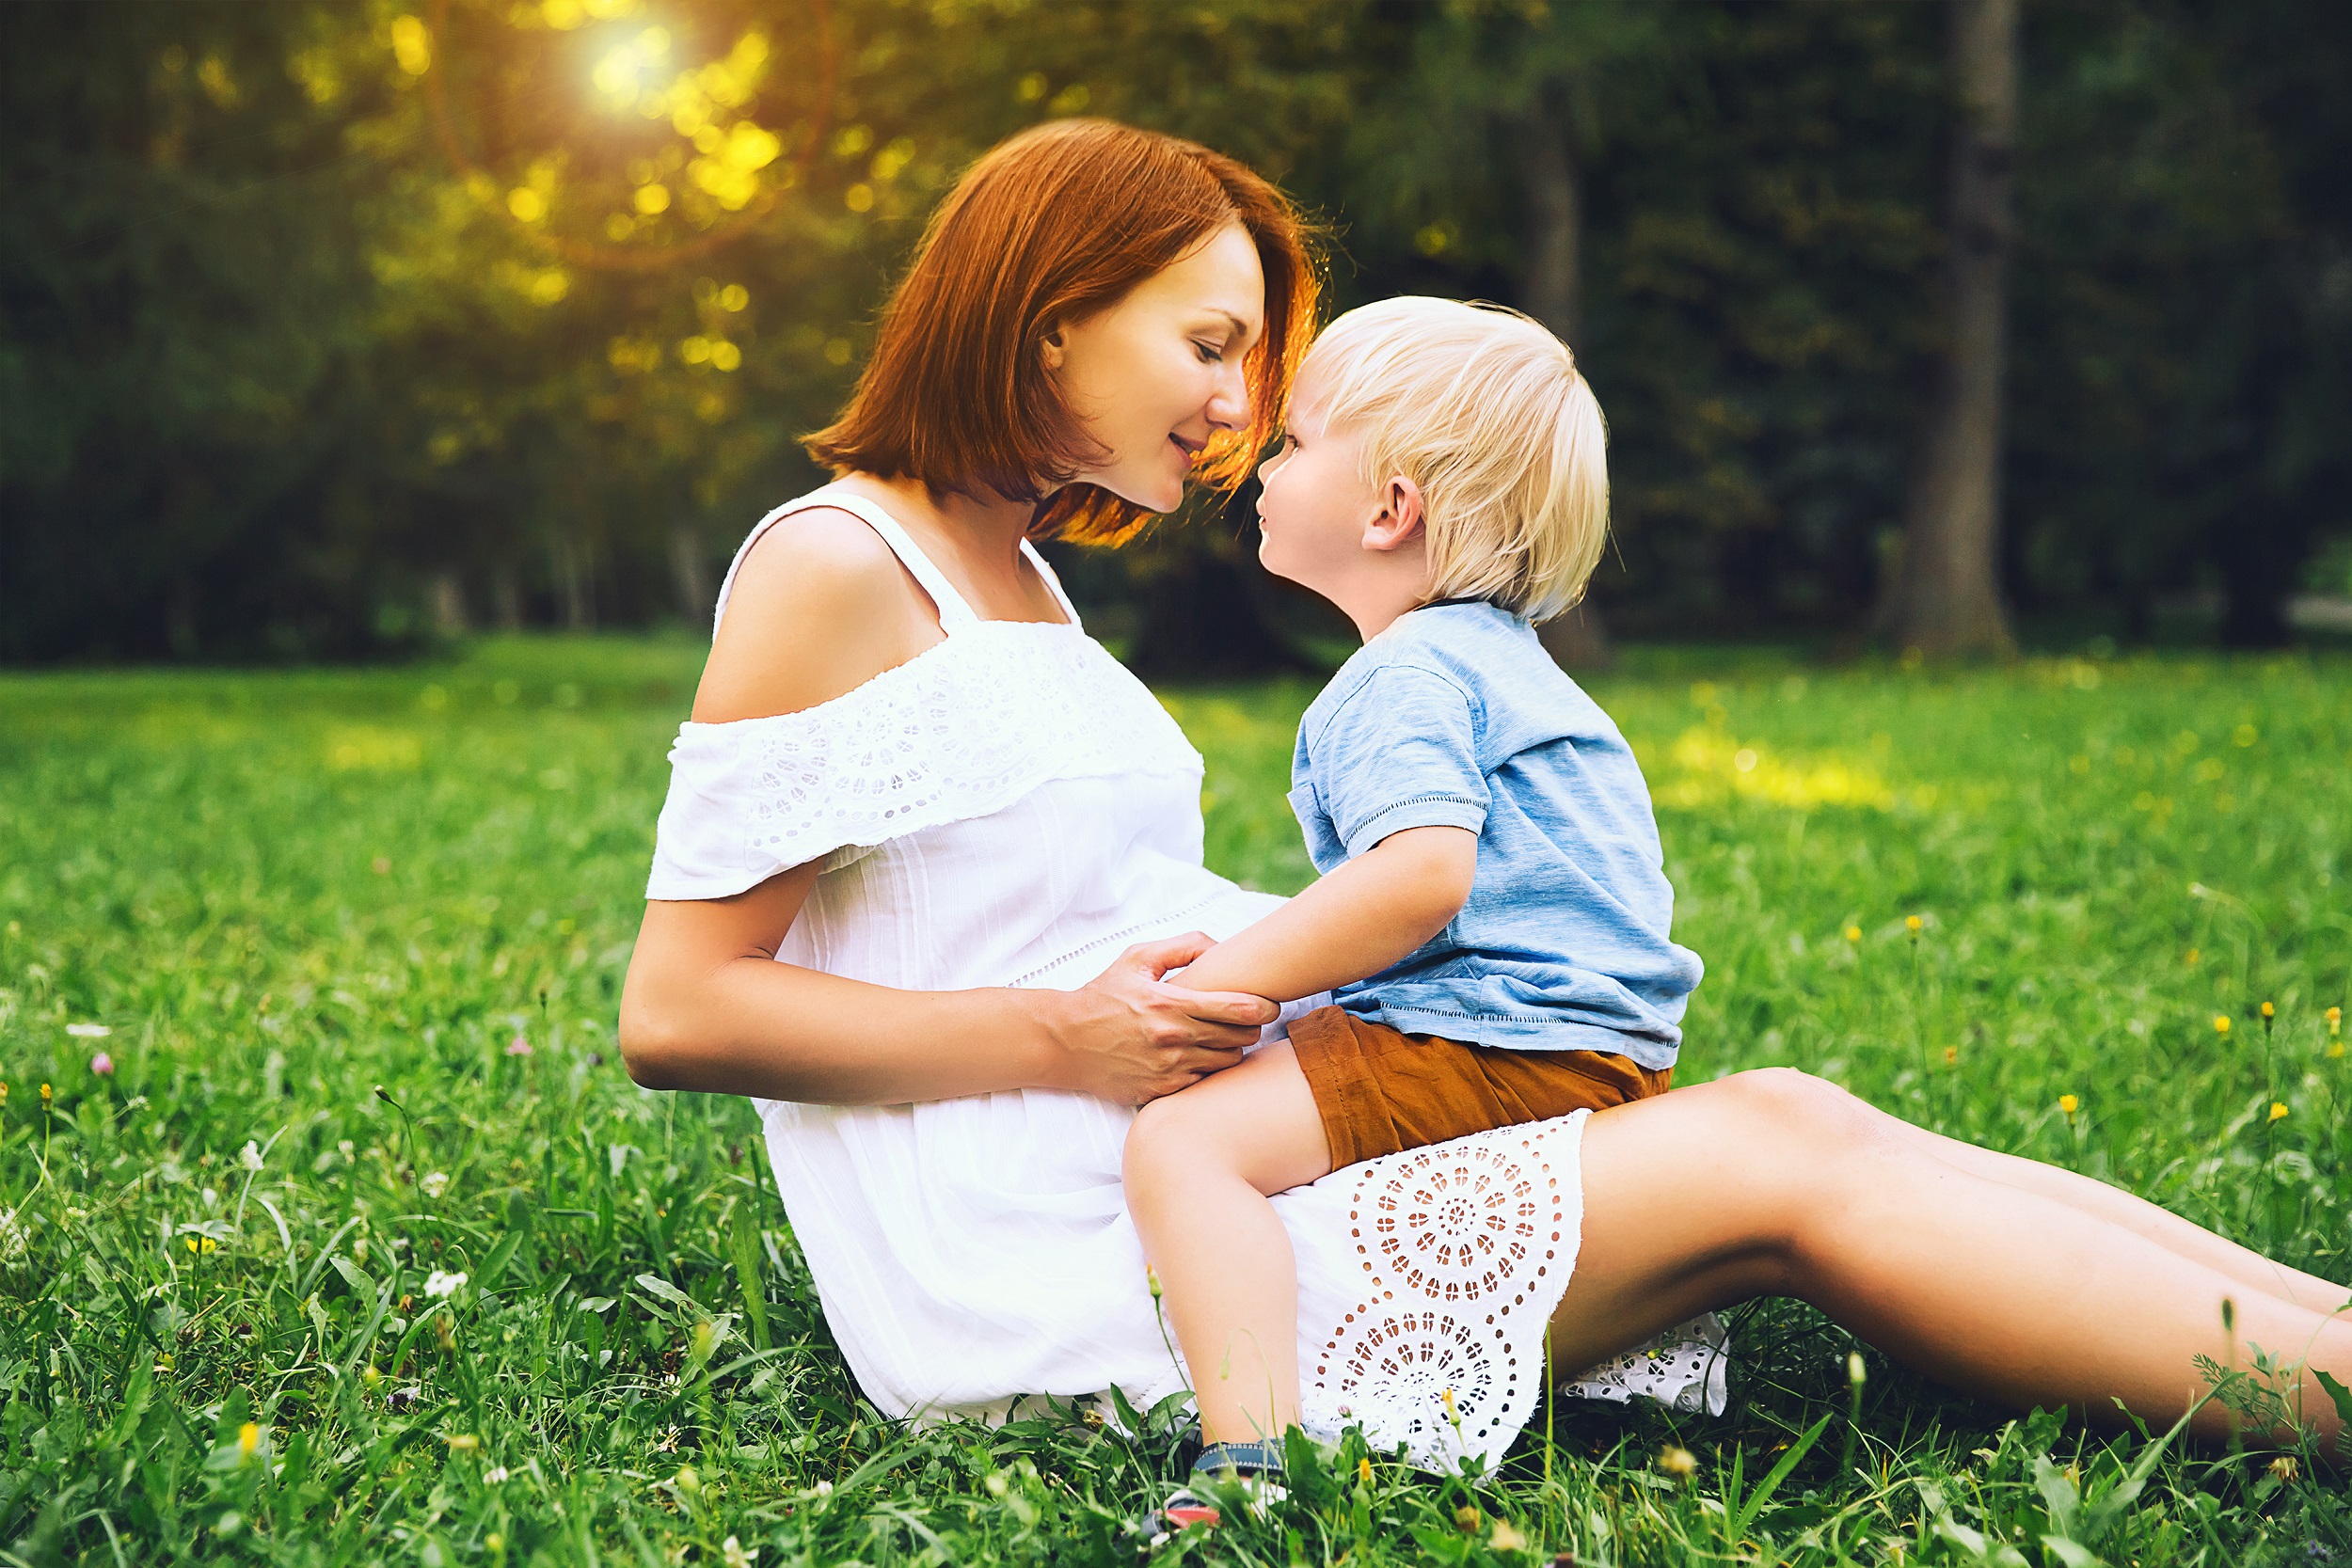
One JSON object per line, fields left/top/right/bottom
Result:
{"left": 1045, "top": 933, "right": 1280, "bottom": 1106}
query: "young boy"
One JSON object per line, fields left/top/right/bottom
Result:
{"left": 1121, "top": 297, "right": 1704, "bottom": 1505}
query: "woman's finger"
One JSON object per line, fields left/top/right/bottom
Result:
{"left": 1117, "top": 931, "right": 1216, "bottom": 978}
{"left": 1160, "top": 982, "right": 1279, "bottom": 1028}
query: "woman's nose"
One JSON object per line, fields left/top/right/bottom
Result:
{"left": 1205, "top": 357, "right": 1250, "bottom": 432}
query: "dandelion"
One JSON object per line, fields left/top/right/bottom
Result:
{"left": 2269, "top": 1101, "right": 2289, "bottom": 1123}
{"left": 505, "top": 1035, "right": 532, "bottom": 1056}
{"left": 2261, "top": 1001, "right": 2276, "bottom": 1021}
{"left": 40, "top": 1084, "right": 52, "bottom": 1106}
{"left": 67, "top": 1022, "right": 110, "bottom": 1038}
{"left": 422, "top": 1269, "right": 469, "bottom": 1299}
{"left": 2215, "top": 1015, "right": 2232, "bottom": 1037}
{"left": 2058, "top": 1094, "right": 2079, "bottom": 1117}
{"left": 421, "top": 1170, "right": 450, "bottom": 1198}
{"left": 1906, "top": 914, "right": 1923, "bottom": 935}
{"left": 240, "top": 1140, "right": 263, "bottom": 1171}
{"left": 1943, "top": 1046, "right": 1959, "bottom": 1067}
{"left": 1357, "top": 1457, "right": 1374, "bottom": 1486}
{"left": 1454, "top": 1505, "right": 1484, "bottom": 1533}
{"left": 90, "top": 1052, "right": 114, "bottom": 1076}
{"left": 238, "top": 1421, "right": 261, "bottom": 1458}
{"left": 1844, "top": 925, "right": 1862, "bottom": 942}
{"left": 1490, "top": 1518, "right": 1528, "bottom": 1553}
{"left": 1658, "top": 1445, "right": 1698, "bottom": 1480}
{"left": 723, "top": 1538, "right": 758, "bottom": 1568}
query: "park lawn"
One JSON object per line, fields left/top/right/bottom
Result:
{"left": 2, "top": 635, "right": 2349, "bottom": 1565}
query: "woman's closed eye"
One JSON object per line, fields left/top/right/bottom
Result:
{"left": 1193, "top": 339, "right": 1226, "bottom": 365}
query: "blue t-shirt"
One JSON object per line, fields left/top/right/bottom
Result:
{"left": 1288, "top": 600, "right": 1702, "bottom": 1069}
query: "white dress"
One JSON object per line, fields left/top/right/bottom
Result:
{"left": 648, "top": 485, "right": 1725, "bottom": 1471}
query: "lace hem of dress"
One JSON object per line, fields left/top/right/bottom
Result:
{"left": 1294, "top": 1114, "right": 1728, "bottom": 1474}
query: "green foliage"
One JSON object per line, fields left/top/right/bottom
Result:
{"left": 7, "top": 641, "right": 2352, "bottom": 1561}
{"left": 5, "top": 2, "right": 2350, "bottom": 659}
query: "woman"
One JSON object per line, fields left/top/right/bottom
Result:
{"left": 620, "top": 119, "right": 2351, "bottom": 1469}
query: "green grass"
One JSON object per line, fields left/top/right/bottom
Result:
{"left": 4, "top": 635, "right": 2351, "bottom": 1565}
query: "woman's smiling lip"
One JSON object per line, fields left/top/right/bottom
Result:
{"left": 1168, "top": 434, "right": 1206, "bottom": 458}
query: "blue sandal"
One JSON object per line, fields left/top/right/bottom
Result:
{"left": 1151, "top": 1442, "right": 1288, "bottom": 1533}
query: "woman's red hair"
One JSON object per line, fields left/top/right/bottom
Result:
{"left": 804, "top": 119, "right": 1320, "bottom": 545}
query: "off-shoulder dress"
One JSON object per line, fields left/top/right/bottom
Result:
{"left": 646, "top": 485, "right": 1724, "bottom": 1471}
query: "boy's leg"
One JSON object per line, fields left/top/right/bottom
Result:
{"left": 1123, "top": 1042, "right": 1334, "bottom": 1445}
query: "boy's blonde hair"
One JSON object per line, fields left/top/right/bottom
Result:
{"left": 1298, "top": 296, "right": 1608, "bottom": 624}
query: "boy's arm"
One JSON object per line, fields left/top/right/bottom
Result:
{"left": 1174, "top": 826, "right": 1477, "bottom": 1004}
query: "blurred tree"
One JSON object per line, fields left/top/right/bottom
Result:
{"left": 4, "top": 0, "right": 2345, "bottom": 662}
{"left": 1875, "top": 0, "right": 2019, "bottom": 657}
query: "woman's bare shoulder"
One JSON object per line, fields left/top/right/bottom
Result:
{"left": 691, "top": 506, "right": 939, "bottom": 723}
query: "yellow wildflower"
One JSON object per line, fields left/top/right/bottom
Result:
{"left": 2215, "top": 1015, "right": 2232, "bottom": 1037}
{"left": 2261, "top": 1001, "right": 2275, "bottom": 1020}
{"left": 1844, "top": 925, "right": 1861, "bottom": 942}
{"left": 2268, "top": 1101, "right": 2289, "bottom": 1123}
{"left": 2058, "top": 1094, "right": 2079, "bottom": 1117}
{"left": 1905, "top": 914, "right": 1922, "bottom": 934}
{"left": 1658, "top": 1445, "right": 1698, "bottom": 1480}
{"left": 238, "top": 1422, "right": 260, "bottom": 1457}
{"left": 1357, "top": 1457, "right": 1374, "bottom": 1486}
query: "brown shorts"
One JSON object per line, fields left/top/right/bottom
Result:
{"left": 1288, "top": 1005, "right": 1672, "bottom": 1170}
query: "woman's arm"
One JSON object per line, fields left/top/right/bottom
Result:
{"left": 1171, "top": 825, "right": 1475, "bottom": 1002}
{"left": 618, "top": 505, "right": 1277, "bottom": 1107}
{"left": 618, "top": 871, "right": 1275, "bottom": 1105}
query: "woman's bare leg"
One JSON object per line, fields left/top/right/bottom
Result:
{"left": 1886, "top": 1117, "right": 2352, "bottom": 1318}
{"left": 1550, "top": 1069, "right": 2352, "bottom": 1447}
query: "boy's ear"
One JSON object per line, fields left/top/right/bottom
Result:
{"left": 1361, "top": 476, "right": 1426, "bottom": 554}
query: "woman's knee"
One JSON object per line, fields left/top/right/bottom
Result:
{"left": 1711, "top": 1067, "right": 1886, "bottom": 1148}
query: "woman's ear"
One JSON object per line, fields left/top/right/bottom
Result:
{"left": 1041, "top": 325, "right": 1068, "bottom": 372}
{"left": 1361, "top": 476, "right": 1427, "bottom": 554}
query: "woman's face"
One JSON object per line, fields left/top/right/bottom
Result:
{"left": 1046, "top": 223, "right": 1266, "bottom": 513}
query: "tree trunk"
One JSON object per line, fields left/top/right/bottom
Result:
{"left": 1519, "top": 80, "right": 1615, "bottom": 673}
{"left": 670, "top": 522, "right": 714, "bottom": 629}
{"left": 1876, "top": 0, "right": 2018, "bottom": 658}
{"left": 1519, "top": 84, "right": 1582, "bottom": 350}
{"left": 430, "top": 572, "right": 469, "bottom": 637}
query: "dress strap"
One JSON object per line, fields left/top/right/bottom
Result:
{"left": 1021, "top": 539, "right": 1083, "bottom": 629}
{"left": 709, "top": 483, "right": 981, "bottom": 639}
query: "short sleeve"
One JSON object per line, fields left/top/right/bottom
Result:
{"left": 1306, "top": 667, "right": 1487, "bottom": 857}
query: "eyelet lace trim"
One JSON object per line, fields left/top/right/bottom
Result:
{"left": 1297, "top": 1117, "right": 1729, "bottom": 1473}
{"left": 648, "top": 623, "right": 1204, "bottom": 898}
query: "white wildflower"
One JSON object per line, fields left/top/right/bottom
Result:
{"left": 485, "top": 1465, "right": 510, "bottom": 1484}
{"left": 421, "top": 1171, "right": 450, "bottom": 1198}
{"left": 67, "top": 1022, "right": 111, "bottom": 1038}
{"left": 722, "top": 1538, "right": 757, "bottom": 1568}
{"left": 422, "top": 1269, "right": 469, "bottom": 1300}
{"left": 240, "top": 1141, "right": 264, "bottom": 1171}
